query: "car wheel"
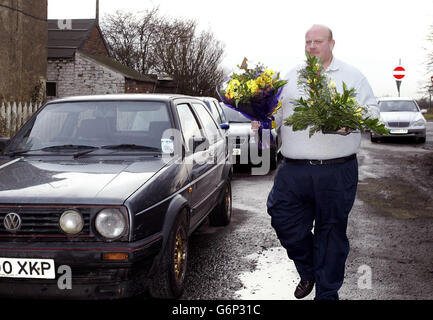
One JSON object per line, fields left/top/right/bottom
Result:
{"left": 370, "top": 134, "right": 379, "bottom": 143}
{"left": 149, "top": 210, "right": 189, "bottom": 299}
{"left": 417, "top": 137, "right": 426, "bottom": 143}
{"left": 209, "top": 182, "right": 232, "bottom": 227}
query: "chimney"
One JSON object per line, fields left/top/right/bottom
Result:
{"left": 96, "top": 0, "right": 100, "bottom": 25}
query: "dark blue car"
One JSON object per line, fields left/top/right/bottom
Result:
{"left": 0, "top": 94, "right": 232, "bottom": 299}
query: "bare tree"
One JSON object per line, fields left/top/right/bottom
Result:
{"left": 101, "top": 9, "right": 226, "bottom": 97}
{"left": 101, "top": 8, "right": 161, "bottom": 74}
{"left": 420, "top": 24, "right": 433, "bottom": 97}
{"left": 152, "top": 18, "right": 225, "bottom": 96}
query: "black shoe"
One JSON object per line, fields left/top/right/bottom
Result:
{"left": 294, "top": 280, "right": 315, "bottom": 299}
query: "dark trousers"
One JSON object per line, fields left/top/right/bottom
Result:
{"left": 267, "top": 158, "right": 358, "bottom": 300}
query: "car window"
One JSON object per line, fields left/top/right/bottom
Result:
{"left": 214, "top": 102, "right": 227, "bottom": 123}
{"left": 208, "top": 101, "right": 222, "bottom": 124}
{"left": 379, "top": 100, "right": 419, "bottom": 112}
{"left": 192, "top": 103, "right": 222, "bottom": 142}
{"left": 119, "top": 104, "right": 170, "bottom": 131}
{"left": 176, "top": 103, "right": 203, "bottom": 152}
{"left": 7, "top": 101, "right": 171, "bottom": 152}
{"left": 222, "top": 105, "right": 250, "bottom": 122}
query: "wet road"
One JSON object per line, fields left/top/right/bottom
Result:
{"left": 182, "top": 123, "right": 433, "bottom": 300}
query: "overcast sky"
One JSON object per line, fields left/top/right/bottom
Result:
{"left": 48, "top": 0, "right": 433, "bottom": 99}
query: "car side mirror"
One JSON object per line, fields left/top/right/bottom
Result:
{"left": 220, "top": 123, "right": 230, "bottom": 130}
{"left": 421, "top": 109, "right": 427, "bottom": 114}
{"left": 191, "top": 136, "right": 209, "bottom": 152}
{"left": 0, "top": 138, "right": 10, "bottom": 153}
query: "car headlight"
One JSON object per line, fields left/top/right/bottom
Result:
{"left": 95, "top": 208, "right": 127, "bottom": 240}
{"left": 60, "top": 210, "right": 84, "bottom": 235}
{"left": 412, "top": 118, "right": 426, "bottom": 127}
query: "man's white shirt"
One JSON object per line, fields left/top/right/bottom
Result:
{"left": 274, "top": 57, "right": 379, "bottom": 160}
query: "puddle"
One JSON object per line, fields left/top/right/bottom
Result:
{"left": 235, "top": 247, "right": 313, "bottom": 300}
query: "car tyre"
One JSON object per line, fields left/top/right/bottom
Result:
{"left": 209, "top": 182, "right": 232, "bottom": 227}
{"left": 417, "top": 137, "right": 426, "bottom": 143}
{"left": 149, "top": 210, "right": 189, "bottom": 299}
{"left": 370, "top": 134, "right": 379, "bottom": 143}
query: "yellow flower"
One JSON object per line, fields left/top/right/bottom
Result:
{"left": 348, "top": 97, "right": 356, "bottom": 104}
{"left": 227, "top": 79, "right": 240, "bottom": 90}
{"left": 355, "top": 107, "right": 363, "bottom": 117}
{"left": 264, "top": 69, "right": 276, "bottom": 78}
{"left": 307, "top": 79, "right": 312, "bottom": 84}
{"left": 329, "top": 80, "right": 336, "bottom": 89}
{"left": 246, "top": 79, "right": 259, "bottom": 94}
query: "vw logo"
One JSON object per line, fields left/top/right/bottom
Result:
{"left": 3, "top": 212, "right": 22, "bottom": 233}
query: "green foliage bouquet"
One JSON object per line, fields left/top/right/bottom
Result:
{"left": 284, "top": 53, "right": 388, "bottom": 138}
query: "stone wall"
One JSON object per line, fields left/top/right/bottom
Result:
{"left": 0, "top": 0, "right": 47, "bottom": 103}
{"left": 47, "top": 52, "right": 125, "bottom": 99}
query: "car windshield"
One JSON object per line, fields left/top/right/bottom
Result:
{"left": 379, "top": 100, "right": 419, "bottom": 112}
{"left": 7, "top": 101, "right": 172, "bottom": 154}
{"left": 222, "top": 105, "right": 250, "bottom": 123}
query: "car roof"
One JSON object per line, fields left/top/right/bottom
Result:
{"left": 378, "top": 97, "right": 415, "bottom": 102}
{"left": 46, "top": 93, "right": 200, "bottom": 104}
{"left": 196, "top": 96, "right": 219, "bottom": 101}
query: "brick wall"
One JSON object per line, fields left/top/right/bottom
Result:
{"left": 0, "top": 0, "right": 47, "bottom": 103}
{"left": 80, "top": 25, "right": 110, "bottom": 57}
{"left": 125, "top": 79, "right": 156, "bottom": 94}
{"left": 47, "top": 52, "right": 125, "bottom": 99}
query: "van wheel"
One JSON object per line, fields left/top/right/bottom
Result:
{"left": 209, "top": 182, "right": 232, "bottom": 227}
{"left": 149, "top": 211, "right": 189, "bottom": 299}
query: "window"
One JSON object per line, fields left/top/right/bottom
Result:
{"left": 214, "top": 101, "right": 227, "bottom": 123}
{"left": 208, "top": 101, "right": 222, "bottom": 124}
{"left": 379, "top": 100, "right": 419, "bottom": 112}
{"left": 46, "top": 82, "right": 57, "bottom": 97}
{"left": 177, "top": 103, "right": 202, "bottom": 151}
{"left": 117, "top": 102, "right": 170, "bottom": 131}
{"left": 7, "top": 101, "right": 171, "bottom": 151}
{"left": 192, "top": 103, "right": 221, "bottom": 142}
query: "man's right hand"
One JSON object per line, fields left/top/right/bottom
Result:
{"left": 251, "top": 121, "right": 261, "bottom": 131}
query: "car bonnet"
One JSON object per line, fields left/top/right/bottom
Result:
{"left": 0, "top": 157, "right": 167, "bottom": 205}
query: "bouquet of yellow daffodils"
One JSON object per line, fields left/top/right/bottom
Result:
{"left": 284, "top": 53, "right": 388, "bottom": 138}
{"left": 217, "top": 61, "right": 287, "bottom": 147}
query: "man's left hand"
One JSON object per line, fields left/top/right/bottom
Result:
{"left": 336, "top": 128, "right": 353, "bottom": 136}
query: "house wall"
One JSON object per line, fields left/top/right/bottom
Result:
{"left": 47, "top": 52, "right": 125, "bottom": 99}
{"left": 0, "top": 0, "right": 47, "bottom": 103}
{"left": 80, "top": 25, "right": 110, "bottom": 57}
{"left": 125, "top": 79, "right": 156, "bottom": 94}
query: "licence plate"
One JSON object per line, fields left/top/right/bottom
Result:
{"left": 232, "top": 148, "right": 241, "bottom": 156}
{"left": 0, "top": 258, "right": 55, "bottom": 279}
{"left": 390, "top": 129, "right": 408, "bottom": 134}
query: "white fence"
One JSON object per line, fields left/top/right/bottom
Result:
{"left": 0, "top": 102, "right": 42, "bottom": 137}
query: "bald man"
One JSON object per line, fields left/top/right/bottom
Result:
{"left": 266, "top": 24, "right": 379, "bottom": 300}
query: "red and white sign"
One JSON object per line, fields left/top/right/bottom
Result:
{"left": 393, "top": 66, "right": 406, "bottom": 80}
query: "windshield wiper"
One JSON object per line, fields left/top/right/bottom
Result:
{"left": 5, "top": 145, "right": 99, "bottom": 157}
{"left": 41, "top": 145, "right": 100, "bottom": 159}
{"left": 41, "top": 144, "right": 99, "bottom": 151}
{"left": 100, "top": 144, "right": 161, "bottom": 152}
{"left": 4, "top": 149, "right": 35, "bottom": 157}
